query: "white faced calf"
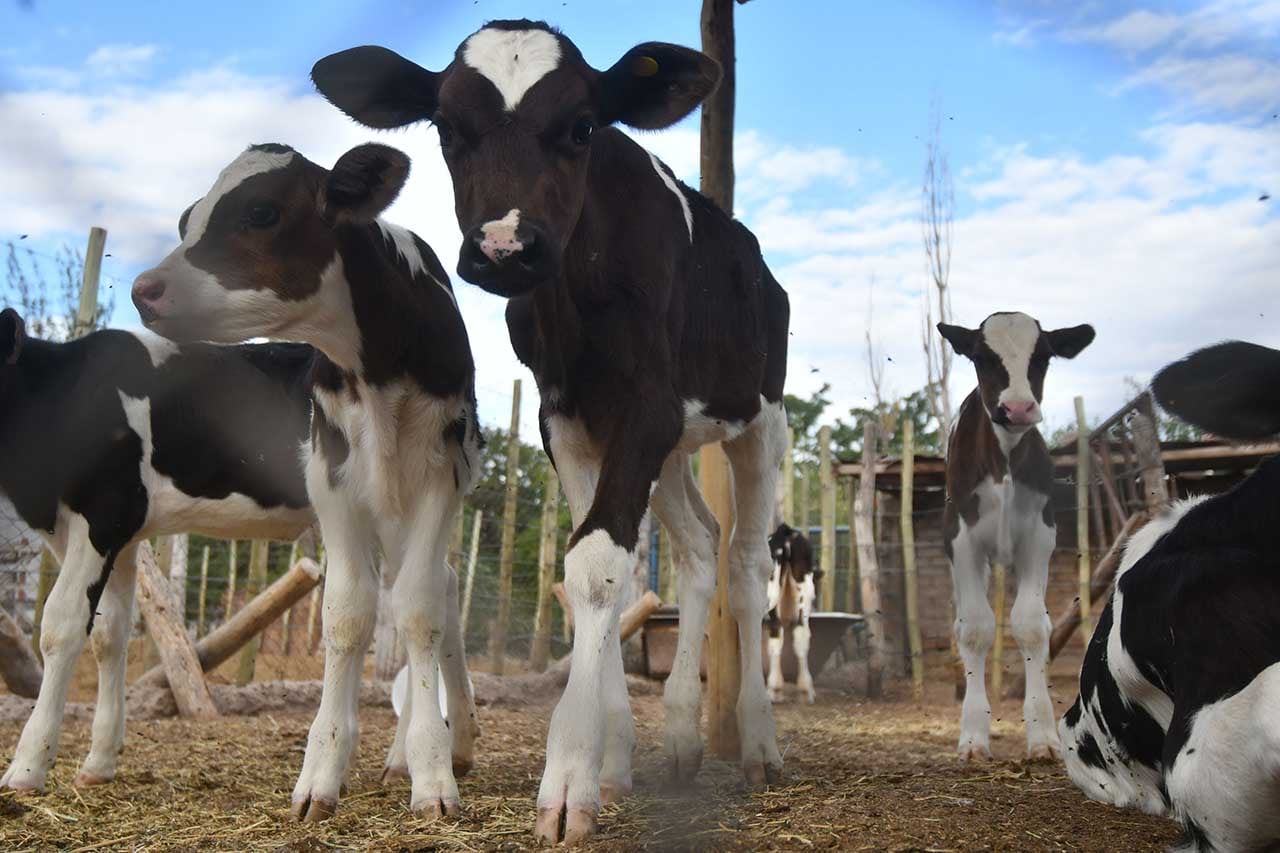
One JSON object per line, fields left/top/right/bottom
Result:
{"left": 766, "top": 523, "right": 819, "bottom": 704}
{"left": 133, "top": 143, "right": 482, "bottom": 821}
{"left": 938, "top": 311, "right": 1094, "bottom": 761}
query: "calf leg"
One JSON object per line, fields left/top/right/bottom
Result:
{"left": 439, "top": 564, "right": 479, "bottom": 778}
{"left": 1011, "top": 518, "right": 1061, "bottom": 760}
{"left": 77, "top": 545, "right": 139, "bottom": 786}
{"left": 2, "top": 518, "right": 114, "bottom": 792}
{"left": 650, "top": 451, "right": 718, "bottom": 782}
{"left": 766, "top": 612, "right": 785, "bottom": 702}
{"left": 950, "top": 531, "right": 995, "bottom": 761}
{"left": 723, "top": 402, "right": 787, "bottom": 787}
{"left": 792, "top": 616, "right": 816, "bottom": 705}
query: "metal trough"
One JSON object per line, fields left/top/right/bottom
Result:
{"left": 641, "top": 607, "right": 864, "bottom": 682}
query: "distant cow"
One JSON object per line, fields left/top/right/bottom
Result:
{"left": 1059, "top": 340, "right": 1280, "bottom": 852}
{"left": 132, "top": 142, "right": 482, "bottom": 822}
{"left": 312, "top": 19, "right": 790, "bottom": 844}
{"left": 766, "top": 523, "right": 818, "bottom": 703}
{"left": 0, "top": 310, "right": 314, "bottom": 792}
{"left": 938, "top": 312, "right": 1094, "bottom": 761}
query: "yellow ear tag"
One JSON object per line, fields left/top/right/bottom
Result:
{"left": 632, "top": 55, "right": 660, "bottom": 77}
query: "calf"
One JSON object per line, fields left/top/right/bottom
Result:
{"left": 938, "top": 312, "right": 1094, "bottom": 761}
{"left": 0, "top": 310, "right": 314, "bottom": 792}
{"left": 1059, "top": 340, "right": 1280, "bottom": 852}
{"left": 312, "top": 20, "right": 790, "bottom": 843}
{"left": 766, "top": 523, "right": 818, "bottom": 703}
{"left": 131, "top": 142, "right": 483, "bottom": 821}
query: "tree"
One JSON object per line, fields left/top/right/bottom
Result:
{"left": 920, "top": 100, "right": 956, "bottom": 445}
{"left": 3, "top": 241, "right": 113, "bottom": 340}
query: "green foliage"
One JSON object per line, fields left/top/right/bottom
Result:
{"left": 3, "top": 241, "right": 114, "bottom": 340}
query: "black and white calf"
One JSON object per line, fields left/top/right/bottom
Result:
{"left": 132, "top": 142, "right": 482, "bottom": 821}
{"left": 312, "top": 20, "right": 790, "bottom": 843}
{"left": 0, "top": 310, "right": 314, "bottom": 791}
{"left": 938, "top": 312, "right": 1094, "bottom": 761}
{"left": 766, "top": 523, "right": 818, "bottom": 704}
{"left": 1059, "top": 340, "right": 1280, "bottom": 853}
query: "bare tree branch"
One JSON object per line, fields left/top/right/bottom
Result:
{"left": 920, "top": 99, "right": 955, "bottom": 446}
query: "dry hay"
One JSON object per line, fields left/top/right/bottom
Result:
{"left": 0, "top": 678, "right": 1179, "bottom": 852}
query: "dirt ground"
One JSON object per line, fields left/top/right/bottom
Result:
{"left": 0, "top": 672, "right": 1180, "bottom": 852}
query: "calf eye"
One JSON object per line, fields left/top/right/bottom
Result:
{"left": 245, "top": 202, "right": 279, "bottom": 228}
{"left": 435, "top": 120, "right": 455, "bottom": 149}
{"left": 571, "top": 116, "right": 595, "bottom": 146}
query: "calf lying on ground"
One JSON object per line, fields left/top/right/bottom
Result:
{"left": 938, "top": 312, "right": 1094, "bottom": 761}
{"left": 1059, "top": 340, "right": 1280, "bottom": 853}
{"left": 133, "top": 142, "right": 482, "bottom": 821}
{"left": 0, "top": 309, "right": 314, "bottom": 791}
{"left": 766, "top": 523, "right": 818, "bottom": 703}
{"left": 312, "top": 21, "right": 790, "bottom": 843}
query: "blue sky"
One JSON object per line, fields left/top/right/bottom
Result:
{"left": 2, "top": 0, "right": 1277, "bottom": 438}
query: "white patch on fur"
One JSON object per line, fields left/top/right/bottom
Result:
{"left": 377, "top": 221, "right": 457, "bottom": 309}
{"left": 462, "top": 28, "right": 562, "bottom": 111}
{"left": 1058, "top": 691, "right": 1169, "bottom": 814}
{"left": 477, "top": 209, "right": 524, "bottom": 263}
{"left": 678, "top": 398, "right": 746, "bottom": 452}
{"left": 980, "top": 312, "right": 1042, "bottom": 416}
{"left": 128, "top": 330, "right": 179, "bottom": 368}
{"left": 648, "top": 153, "right": 693, "bottom": 241}
{"left": 182, "top": 148, "right": 296, "bottom": 246}
{"left": 1116, "top": 496, "right": 1209, "bottom": 578}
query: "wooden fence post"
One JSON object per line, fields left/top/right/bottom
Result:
{"left": 1132, "top": 394, "right": 1170, "bottom": 513}
{"left": 991, "top": 563, "right": 1008, "bottom": 698}
{"left": 701, "top": 442, "right": 740, "bottom": 758}
{"left": 461, "top": 510, "right": 483, "bottom": 636}
{"left": 843, "top": 477, "right": 857, "bottom": 614}
{"left": 783, "top": 428, "right": 795, "bottom": 524}
{"left": 236, "top": 540, "right": 271, "bottom": 684}
{"left": 489, "top": 379, "right": 522, "bottom": 674}
{"left": 819, "top": 424, "right": 836, "bottom": 609}
{"left": 854, "top": 420, "right": 884, "bottom": 698}
{"left": 1075, "top": 396, "right": 1093, "bottom": 643}
{"left": 900, "top": 420, "right": 923, "bottom": 700}
{"left": 196, "top": 546, "right": 210, "bottom": 638}
{"left": 225, "top": 540, "right": 238, "bottom": 618}
{"left": 282, "top": 543, "right": 299, "bottom": 653}
{"left": 798, "top": 470, "right": 810, "bottom": 533}
{"left": 135, "top": 542, "right": 218, "bottom": 718}
{"left": 530, "top": 469, "right": 561, "bottom": 672}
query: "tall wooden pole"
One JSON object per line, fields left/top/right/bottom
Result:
{"left": 196, "top": 546, "right": 210, "bottom": 638}
{"left": 900, "top": 420, "right": 923, "bottom": 700}
{"left": 489, "top": 379, "right": 522, "bottom": 674}
{"left": 700, "top": 0, "right": 742, "bottom": 760}
{"left": 461, "top": 510, "right": 483, "bottom": 636}
{"left": 783, "top": 428, "right": 795, "bottom": 524}
{"left": 818, "top": 425, "right": 837, "bottom": 608}
{"left": 991, "top": 563, "right": 1008, "bottom": 698}
{"left": 225, "top": 540, "right": 238, "bottom": 618}
{"left": 798, "top": 470, "right": 810, "bottom": 533}
{"left": 236, "top": 540, "right": 271, "bottom": 683}
{"left": 1132, "top": 394, "right": 1170, "bottom": 513}
{"left": 530, "top": 469, "right": 561, "bottom": 672}
{"left": 1074, "top": 397, "right": 1093, "bottom": 643}
{"left": 854, "top": 420, "right": 884, "bottom": 698}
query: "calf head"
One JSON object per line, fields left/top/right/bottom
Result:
{"left": 939, "top": 312, "right": 1094, "bottom": 433}
{"left": 132, "top": 143, "right": 410, "bottom": 345}
{"left": 1153, "top": 340, "right": 1280, "bottom": 441}
{"left": 769, "top": 522, "right": 819, "bottom": 585}
{"left": 0, "top": 308, "right": 24, "bottom": 409}
{"left": 311, "top": 20, "right": 721, "bottom": 297}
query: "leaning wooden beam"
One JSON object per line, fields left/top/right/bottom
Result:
{"left": 0, "top": 606, "right": 42, "bottom": 698}
{"left": 135, "top": 541, "right": 219, "bottom": 718}
{"left": 137, "top": 557, "right": 321, "bottom": 689}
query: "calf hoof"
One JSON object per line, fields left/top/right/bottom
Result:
{"left": 599, "top": 781, "right": 631, "bottom": 806}
{"left": 73, "top": 770, "right": 113, "bottom": 787}
{"left": 743, "top": 761, "right": 783, "bottom": 789}
{"left": 291, "top": 795, "right": 337, "bottom": 823}
{"left": 1026, "top": 743, "right": 1062, "bottom": 763}
{"left": 1, "top": 778, "right": 43, "bottom": 794}
{"left": 768, "top": 688, "right": 784, "bottom": 704}
{"left": 452, "top": 756, "right": 474, "bottom": 779}
{"left": 412, "top": 796, "right": 461, "bottom": 821}
{"left": 381, "top": 764, "right": 410, "bottom": 784}
{"left": 535, "top": 804, "right": 598, "bottom": 847}
{"left": 957, "top": 744, "right": 992, "bottom": 763}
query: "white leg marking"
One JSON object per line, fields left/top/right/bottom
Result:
{"left": 77, "top": 546, "right": 138, "bottom": 786}
{"left": 792, "top": 621, "right": 816, "bottom": 705}
{"left": 951, "top": 526, "right": 995, "bottom": 761}
{"left": 767, "top": 632, "right": 786, "bottom": 702}
{"left": 1011, "top": 515, "right": 1061, "bottom": 759}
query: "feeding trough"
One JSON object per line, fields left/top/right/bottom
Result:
{"left": 641, "top": 607, "right": 864, "bottom": 682}
{"left": 390, "top": 665, "right": 452, "bottom": 719}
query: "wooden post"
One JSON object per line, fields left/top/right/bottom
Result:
{"left": 900, "top": 420, "right": 923, "bottom": 700}
{"left": 1094, "top": 445, "right": 1128, "bottom": 535}
{"left": 1132, "top": 394, "right": 1169, "bottom": 513}
{"left": 1090, "top": 470, "right": 1109, "bottom": 552}
{"left": 854, "top": 420, "right": 884, "bottom": 698}
{"left": 224, "top": 540, "right": 238, "bottom": 618}
{"left": 530, "top": 469, "right": 561, "bottom": 672}
{"left": 135, "top": 542, "right": 219, "bottom": 718}
{"left": 30, "top": 549, "right": 57, "bottom": 662}
{"left": 74, "top": 226, "right": 107, "bottom": 337}
{"left": 701, "top": 443, "right": 740, "bottom": 758}
{"left": 461, "top": 509, "right": 483, "bottom": 636}
{"left": 1075, "top": 397, "right": 1093, "bottom": 642}
{"left": 843, "top": 477, "right": 857, "bottom": 614}
{"left": 236, "top": 540, "right": 271, "bottom": 684}
{"left": 818, "top": 425, "right": 836, "bottom": 609}
{"left": 282, "top": 543, "right": 299, "bottom": 653}
{"left": 783, "top": 428, "right": 795, "bottom": 524}
{"left": 196, "top": 546, "right": 210, "bottom": 638}
{"left": 991, "top": 563, "right": 1008, "bottom": 698}
{"left": 139, "top": 557, "right": 322, "bottom": 688}
{"left": 144, "top": 535, "right": 176, "bottom": 669}
{"left": 489, "top": 379, "right": 522, "bottom": 674}
{"left": 0, "top": 606, "right": 42, "bottom": 698}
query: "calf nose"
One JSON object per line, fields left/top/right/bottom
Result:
{"left": 458, "top": 213, "right": 557, "bottom": 294}
{"left": 131, "top": 272, "right": 168, "bottom": 321}
{"left": 999, "top": 399, "right": 1041, "bottom": 426}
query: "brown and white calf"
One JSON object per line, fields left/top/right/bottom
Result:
{"left": 131, "top": 142, "right": 482, "bottom": 821}
{"left": 938, "top": 312, "right": 1094, "bottom": 761}
{"left": 312, "top": 19, "right": 790, "bottom": 843}
{"left": 766, "top": 523, "right": 818, "bottom": 703}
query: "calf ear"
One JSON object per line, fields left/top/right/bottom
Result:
{"left": 1, "top": 308, "right": 25, "bottom": 365}
{"left": 312, "top": 46, "right": 439, "bottom": 129}
{"left": 937, "top": 323, "right": 978, "bottom": 358}
{"left": 177, "top": 200, "right": 199, "bottom": 240}
{"left": 1047, "top": 324, "right": 1095, "bottom": 359}
{"left": 321, "top": 144, "right": 411, "bottom": 225}
{"left": 600, "top": 43, "right": 721, "bottom": 130}
{"left": 1153, "top": 341, "right": 1280, "bottom": 440}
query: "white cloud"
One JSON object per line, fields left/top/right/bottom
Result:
{"left": 1075, "top": 10, "right": 1184, "bottom": 52}
{"left": 85, "top": 43, "right": 159, "bottom": 77}
{"left": 1118, "top": 53, "right": 1280, "bottom": 113}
